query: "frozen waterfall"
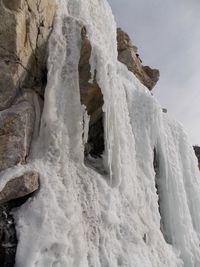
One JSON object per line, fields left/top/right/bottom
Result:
{"left": 10, "top": 0, "right": 200, "bottom": 266}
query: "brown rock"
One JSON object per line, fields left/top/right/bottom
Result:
{"left": 117, "top": 28, "right": 137, "bottom": 53}
{"left": 117, "top": 28, "right": 159, "bottom": 90}
{"left": 142, "top": 66, "right": 160, "bottom": 89}
{"left": 0, "top": 172, "right": 39, "bottom": 204}
{"left": 0, "top": 0, "right": 55, "bottom": 110}
{"left": 2, "top": 0, "right": 24, "bottom": 11}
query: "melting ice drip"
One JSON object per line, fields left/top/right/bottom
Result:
{"left": 12, "top": 0, "right": 200, "bottom": 266}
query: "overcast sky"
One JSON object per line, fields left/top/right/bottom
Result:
{"left": 108, "top": 0, "right": 200, "bottom": 145}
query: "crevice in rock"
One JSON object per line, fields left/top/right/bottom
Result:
{"left": 0, "top": 205, "right": 17, "bottom": 267}
{"left": 86, "top": 115, "right": 105, "bottom": 158}
{"left": 0, "top": 191, "right": 37, "bottom": 267}
{"left": 193, "top": 146, "right": 200, "bottom": 170}
{"left": 78, "top": 27, "right": 105, "bottom": 173}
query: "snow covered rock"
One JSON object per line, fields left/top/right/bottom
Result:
{"left": 117, "top": 28, "right": 160, "bottom": 90}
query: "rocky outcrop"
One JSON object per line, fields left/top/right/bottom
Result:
{"left": 194, "top": 146, "right": 200, "bottom": 170}
{"left": 0, "top": 0, "right": 55, "bottom": 110}
{"left": 0, "top": 0, "right": 55, "bottom": 169}
{"left": 0, "top": 172, "right": 39, "bottom": 204}
{"left": 117, "top": 28, "right": 159, "bottom": 90}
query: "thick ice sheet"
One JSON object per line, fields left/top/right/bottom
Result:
{"left": 2, "top": 0, "right": 199, "bottom": 266}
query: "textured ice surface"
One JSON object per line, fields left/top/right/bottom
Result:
{"left": 1, "top": 0, "right": 199, "bottom": 266}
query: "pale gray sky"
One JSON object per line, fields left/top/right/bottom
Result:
{"left": 108, "top": 0, "right": 200, "bottom": 145}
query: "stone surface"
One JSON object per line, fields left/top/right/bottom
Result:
{"left": 193, "top": 146, "right": 200, "bottom": 170}
{"left": 0, "top": 90, "right": 36, "bottom": 171}
{"left": 117, "top": 28, "right": 159, "bottom": 90}
{"left": 2, "top": 0, "right": 24, "bottom": 11}
{"left": 0, "top": 172, "right": 39, "bottom": 204}
{"left": 117, "top": 27, "right": 137, "bottom": 53}
{"left": 0, "top": 0, "right": 55, "bottom": 110}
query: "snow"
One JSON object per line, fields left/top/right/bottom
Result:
{"left": 0, "top": 0, "right": 199, "bottom": 266}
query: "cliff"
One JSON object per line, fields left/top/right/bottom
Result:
{"left": 0, "top": 0, "right": 200, "bottom": 267}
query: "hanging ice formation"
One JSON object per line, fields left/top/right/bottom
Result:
{"left": 7, "top": 0, "right": 200, "bottom": 266}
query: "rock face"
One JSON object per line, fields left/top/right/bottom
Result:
{"left": 0, "top": 90, "right": 36, "bottom": 171}
{"left": 0, "top": 0, "right": 55, "bottom": 169}
{"left": 0, "top": 1, "right": 55, "bottom": 265}
{"left": 0, "top": 0, "right": 55, "bottom": 110}
{"left": 117, "top": 28, "right": 160, "bottom": 90}
{"left": 194, "top": 146, "right": 200, "bottom": 170}
{"left": 0, "top": 172, "right": 39, "bottom": 204}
